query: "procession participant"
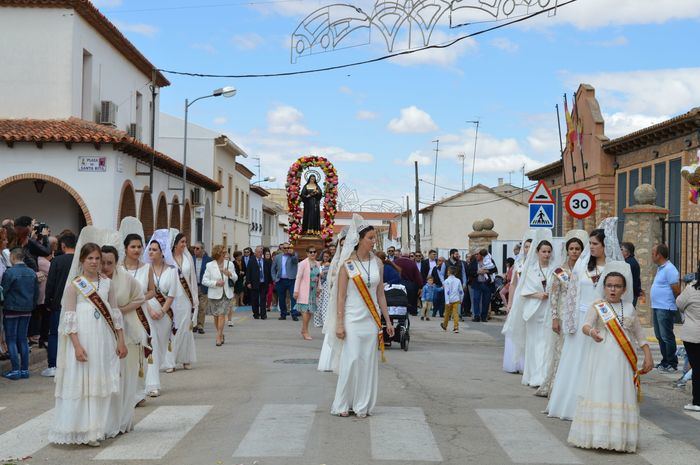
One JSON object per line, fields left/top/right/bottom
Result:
{"left": 330, "top": 215, "right": 394, "bottom": 417}
{"left": 318, "top": 227, "right": 348, "bottom": 372}
{"left": 100, "top": 244, "right": 146, "bottom": 433}
{"left": 519, "top": 233, "right": 554, "bottom": 388}
{"left": 535, "top": 230, "right": 586, "bottom": 397}
{"left": 547, "top": 218, "right": 623, "bottom": 420}
{"left": 568, "top": 263, "right": 653, "bottom": 452}
{"left": 49, "top": 236, "right": 128, "bottom": 447}
{"left": 141, "top": 230, "right": 177, "bottom": 397}
{"left": 294, "top": 246, "right": 321, "bottom": 340}
{"left": 201, "top": 245, "right": 237, "bottom": 346}
{"left": 166, "top": 231, "right": 198, "bottom": 371}
{"left": 314, "top": 250, "right": 332, "bottom": 328}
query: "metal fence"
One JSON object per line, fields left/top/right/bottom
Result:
{"left": 661, "top": 219, "right": 700, "bottom": 278}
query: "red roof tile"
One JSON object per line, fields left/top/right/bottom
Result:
{"left": 0, "top": 118, "right": 221, "bottom": 190}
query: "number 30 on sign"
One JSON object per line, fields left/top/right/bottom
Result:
{"left": 565, "top": 188, "right": 596, "bottom": 220}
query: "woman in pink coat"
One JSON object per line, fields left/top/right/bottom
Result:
{"left": 294, "top": 246, "right": 320, "bottom": 340}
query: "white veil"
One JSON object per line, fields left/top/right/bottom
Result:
{"left": 118, "top": 217, "right": 146, "bottom": 265}
{"left": 142, "top": 229, "right": 175, "bottom": 266}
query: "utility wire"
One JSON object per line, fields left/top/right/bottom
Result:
{"left": 158, "top": 0, "right": 579, "bottom": 79}
{"left": 418, "top": 183, "right": 538, "bottom": 207}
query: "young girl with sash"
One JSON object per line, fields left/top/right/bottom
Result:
{"left": 49, "top": 241, "right": 128, "bottom": 447}
{"left": 142, "top": 231, "right": 177, "bottom": 397}
{"left": 568, "top": 263, "right": 653, "bottom": 452}
{"left": 535, "top": 231, "right": 586, "bottom": 398}
{"left": 166, "top": 232, "right": 198, "bottom": 371}
{"left": 330, "top": 217, "right": 395, "bottom": 418}
{"left": 502, "top": 234, "right": 533, "bottom": 374}
{"left": 100, "top": 245, "right": 147, "bottom": 434}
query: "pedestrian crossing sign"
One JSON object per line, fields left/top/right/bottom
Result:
{"left": 529, "top": 203, "right": 554, "bottom": 228}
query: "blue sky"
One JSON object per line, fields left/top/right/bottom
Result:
{"left": 97, "top": 0, "right": 700, "bottom": 210}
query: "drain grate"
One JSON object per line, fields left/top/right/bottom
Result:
{"left": 273, "top": 358, "right": 319, "bottom": 364}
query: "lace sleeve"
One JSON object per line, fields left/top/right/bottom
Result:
{"left": 628, "top": 314, "right": 649, "bottom": 349}
{"left": 549, "top": 278, "right": 561, "bottom": 318}
{"left": 60, "top": 309, "right": 79, "bottom": 335}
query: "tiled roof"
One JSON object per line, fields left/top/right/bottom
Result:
{"left": 2, "top": 0, "right": 169, "bottom": 87}
{"left": 0, "top": 118, "right": 221, "bottom": 190}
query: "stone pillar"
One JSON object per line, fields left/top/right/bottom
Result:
{"left": 622, "top": 184, "right": 668, "bottom": 326}
{"left": 468, "top": 219, "right": 498, "bottom": 252}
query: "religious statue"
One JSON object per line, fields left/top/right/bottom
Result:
{"left": 301, "top": 173, "right": 323, "bottom": 233}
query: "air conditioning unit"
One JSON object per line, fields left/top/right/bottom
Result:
{"left": 191, "top": 187, "right": 203, "bottom": 205}
{"left": 127, "top": 122, "right": 141, "bottom": 139}
{"left": 99, "top": 101, "right": 118, "bottom": 126}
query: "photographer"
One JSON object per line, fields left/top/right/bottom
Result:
{"left": 13, "top": 216, "right": 50, "bottom": 271}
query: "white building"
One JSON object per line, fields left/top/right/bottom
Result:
{"left": 0, "top": 1, "right": 219, "bottom": 239}
{"left": 262, "top": 197, "right": 288, "bottom": 247}
{"left": 249, "top": 185, "right": 267, "bottom": 248}
{"left": 158, "top": 113, "right": 248, "bottom": 251}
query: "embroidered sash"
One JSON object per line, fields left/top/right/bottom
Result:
{"left": 177, "top": 267, "right": 196, "bottom": 330}
{"left": 344, "top": 259, "right": 386, "bottom": 362}
{"left": 135, "top": 306, "right": 153, "bottom": 359}
{"left": 72, "top": 276, "right": 118, "bottom": 341}
{"left": 154, "top": 287, "right": 177, "bottom": 336}
{"left": 553, "top": 267, "right": 570, "bottom": 283}
{"left": 594, "top": 300, "right": 641, "bottom": 401}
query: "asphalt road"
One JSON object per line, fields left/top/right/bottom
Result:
{"left": 1, "top": 310, "right": 699, "bottom": 465}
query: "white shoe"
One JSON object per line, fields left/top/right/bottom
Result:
{"left": 87, "top": 440, "right": 101, "bottom": 447}
{"left": 148, "top": 389, "right": 160, "bottom": 397}
{"left": 683, "top": 404, "right": 700, "bottom": 412}
{"left": 228, "top": 321, "right": 234, "bottom": 327}
{"left": 41, "top": 367, "right": 56, "bottom": 377}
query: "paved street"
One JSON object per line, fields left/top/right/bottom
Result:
{"left": 1, "top": 311, "right": 699, "bottom": 465}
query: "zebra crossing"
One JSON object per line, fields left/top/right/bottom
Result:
{"left": 1, "top": 403, "right": 699, "bottom": 463}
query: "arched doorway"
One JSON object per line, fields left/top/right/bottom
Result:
{"left": 139, "top": 192, "right": 154, "bottom": 240}
{"left": 182, "top": 200, "right": 192, "bottom": 243}
{"left": 118, "top": 181, "right": 137, "bottom": 225}
{"left": 0, "top": 173, "right": 91, "bottom": 233}
{"left": 155, "top": 193, "right": 168, "bottom": 230}
{"left": 170, "top": 196, "right": 181, "bottom": 231}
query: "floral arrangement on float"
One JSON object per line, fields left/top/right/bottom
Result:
{"left": 681, "top": 149, "right": 700, "bottom": 203}
{"left": 286, "top": 156, "right": 338, "bottom": 241}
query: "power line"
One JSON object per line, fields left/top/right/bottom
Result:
{"left": 418, "top": 184, "right": 538, "bottom": 207}
{"left": 158, "top": 0, "right": 579, "bottom": 79}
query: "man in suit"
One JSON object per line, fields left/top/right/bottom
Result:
{"left": 242, "top": 247, "right": 252, "bottom": 305}
{"left": 193, "top": 242, "right": 212, "bottom": 334}
{"left": 246, "top": 245, "right": 272, "bottom": 319}
{"left": 271, "top": 242, "right": 299, "bottom": 321}
{"left": 421, "top": 249, "right": 438, "bottom": 283}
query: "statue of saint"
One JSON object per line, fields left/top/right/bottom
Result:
{"left": 301, "top": 174, "right": 323, "bottom": 233}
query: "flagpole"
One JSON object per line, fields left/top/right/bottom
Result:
{"left": 556, "top": 103, "right": 566, "bottom": 186}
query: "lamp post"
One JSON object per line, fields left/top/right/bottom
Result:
{"left": 467, "top": 120, "right": 479, "bottom": 187}
{"left": 182, "top": 86, "right": 236, "bottom": 212}
{"left": 251, "top": 176, "right": 276, "bottom": 185}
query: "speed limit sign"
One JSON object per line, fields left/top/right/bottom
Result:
{"left": 565, "top": 189, "right": 596, "bottom": 220}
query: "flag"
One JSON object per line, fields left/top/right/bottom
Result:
{"left": 564, "top": 95, "right": 576, "bottom": 152}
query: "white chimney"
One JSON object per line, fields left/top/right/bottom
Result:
{"left": 498, "top": 177, "right": 504, "bottom": 186}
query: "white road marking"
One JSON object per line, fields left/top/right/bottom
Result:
{"left": 0, "top": 406, "right": 6, "bottom": 412}
{"left": 0, "top": 409, "right": 53, "bottom": 461}
{"left": 638, "top": 418, "right": 700, "bottom": 465}
{"left": 370, "top": 407, "right": 442, "bottom": 462}
{"left": 476, "top": 409, "right": 581, "bottom": 464}
{"left": 233, "top": 404, "right": 316, "bottom": 457}
{"left": 94, "top": 405, "right": 211, "bottom": 460}
{"left": 684, "top": 410, "right": 700, "bottom": 421}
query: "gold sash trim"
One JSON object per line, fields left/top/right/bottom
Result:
{"left": 72, "top": 276, "right": 118, "bottom": 341}
{"left": 593, "top": 300, "right": 641, "bottom": 402}
{"left": 344, "top": 259, "right": 386, "bottom": 363}
{"left": 177, "top": 267, "right": 196, "bottom": 330}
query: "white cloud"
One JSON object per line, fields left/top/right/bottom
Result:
{"left": 551, "top": 0, "right": 700, "bottom": 29}
{"left": 191, "top": 43, "right": 217, "bottom": 54}
{"left": 491, "top": 37, "right": 519, "bottom": 53}
{"left": 396, "top": 150, "right": 432, "bottom": 166}
{"left": 267, "top": 105, "right": 313, "bottom": 136}
{"left": 388, "top": 106, "right": 438, "bottom": 134}
{"left": 231, "top": 33, "right": 264, "bottom": 50}
{"left": 592, "top": 36, "right": 629, "bottom": 47}
{"left": 389, "top": 30, "right": 478, "bottom": 68}
{"left": 308, "top": 145, "right": 374, "bottom": 162}
{"left": 527, "top": 127, "right": 562, "bottom": 155}
{"left": 113, "top": 21, "right": 158, "bottom": 37}
{"left": 339, "top": 86, "right": 353, "bottom": 95}
{"left": 213, "top": 117, "right": 228, "bottom": 125}
{"left": 603, "top": 112, "right": 670, "bottom": 139}
{"left": 356, "top": 110, "right": 378, "bottom": 120}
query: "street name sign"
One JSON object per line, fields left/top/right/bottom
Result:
{"left": 565, "top": 188, "right": 596, "bottom": 220}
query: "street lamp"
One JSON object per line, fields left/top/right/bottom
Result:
{"left": 182, "top": 86, "right": 237, "bottom": 211}
{"left": 251, "top": 176, "right": 276, "bottom": 185}
{"left": 467, "top": 120, "right": 480, "bottom": 187}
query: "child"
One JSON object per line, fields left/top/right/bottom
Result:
{"left": 421, "top": 276, "right": 436, "bottom": 321}
{"left": 441, "top": 266, "right": 464, "bottom": 333}
{"left": 1, "top": 248, "right": 38, "bottom": 380}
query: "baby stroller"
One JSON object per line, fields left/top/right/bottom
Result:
{"left": 490, "top": 275, "right": 507, "bottom": 315}
{"left": 383, "top": 283, "right": 411, "bottom": 351}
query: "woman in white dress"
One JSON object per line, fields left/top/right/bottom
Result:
{"left": 318, "top": 227, "right": 348, "bottom": 372}
{"left": 535, "top": 231, "right": 586, "bottom": 398}
{"left": 100, "top": 245, "right": 147, "bottom": 434}
{"left": 166, "top": 232, "right": 198, "bottom": 371}
{"left": 330, "top": 217, "right": 394, "bottom": 417}
{"left": 547, "top": 218, "right": 622, "bottom": 420}
{"left": 519, "top": 237, "right": 554, "bottom": 388}
{"left": 141, "top": 230, "right": 177, "bottom": 397}
{"left": 502, "top": 234, "right": 533, "bottom": 373}
{"left": 49, "top": 240, "right": 128, "bottom": 447}
{"left": 568, "top": 263, "right": 653, "bottom": 452}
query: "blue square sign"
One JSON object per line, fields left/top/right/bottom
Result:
{"left": 529, "top": 203, "right": 554, "bottom": 229}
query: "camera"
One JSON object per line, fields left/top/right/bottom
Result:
{"left": 33, "top": 222, "right": 49, "bottom": 238}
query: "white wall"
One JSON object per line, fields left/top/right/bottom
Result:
{"left": 158, "top": 113, "right": 216, "bottom": 177}
{"left": 0, "top": 180, "right": 83, "bottom": 234}
{"left": 249, "top": 191, "right": 264, "bottom": 247}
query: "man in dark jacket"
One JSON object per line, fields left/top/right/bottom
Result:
{"left": 13, "top": 216, "right": 50, "bottom": 271}
{"left": 245, "top": 246, "right": 272, "bottom": 319}
{"left": 41, "top": 232, "right": 76, "bottom": 377}
{"left": 621, "top": 242, "right": 643, "bottom": 307}
{"left": 394, "top": 253, "right": 424, "bottom": 315}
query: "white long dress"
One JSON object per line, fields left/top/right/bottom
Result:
{"left": 503, "top": 264, "right": 525, "bottom": 374}
{"left": 317, "top": 270, "right": 334, "bottom": 372}
{"left": 521, "top": 264, "right": 553, "bottom": 387}
{"left": 146, "top": 266, "right": 177, "bottom": 391}
{"left": 331, "top": 258, "right": 381, "bottom": 416}
{"left": 50, "top": 277, "right": 123, "bottom": 445}
{"left": 121, "top": 264, "right": 150, "bottom": 411}
{"left": 166, "top": 258, "right": 197, "bottom": 367}
{"left": 568, "top": 303, "right": 647, "bottom": 452}
{"left": 546, "top": 266, "right": 600, "bottom": 420}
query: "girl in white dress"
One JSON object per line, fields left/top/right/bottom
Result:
{"left": 142, "top": 230, "right": 177, "bottom": 397}
{"left": 50, "top": 241, "right": 128, "bottom": 447}
{"left": 318, "top": 227, "right": 348, "bottom": 372}
{"left": 547, "top": 219, "right": 623, "bottom": 420}
{"left": 502, "top": 234, "right": 532, "bottom": 373}
{"left": 100, "top": 245, "right": 146, "bottom": 434}
{"left": 568, "top": 263, "right": 653, "bottom": 452}
{"left": 166, "top": 232, "right": 198, "bottom": 371}
{"left": 519, "top": 238, "right": 554, "bottom": 388}
{"left": 331, "top": 218, "right": 394, "bottom": 417}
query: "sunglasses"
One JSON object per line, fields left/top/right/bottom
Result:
{"left": 193, "top": 246, "right": 201, "bottom": 250}
{"left": 308, "top": 250, "right": 317, "bottom": 254}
